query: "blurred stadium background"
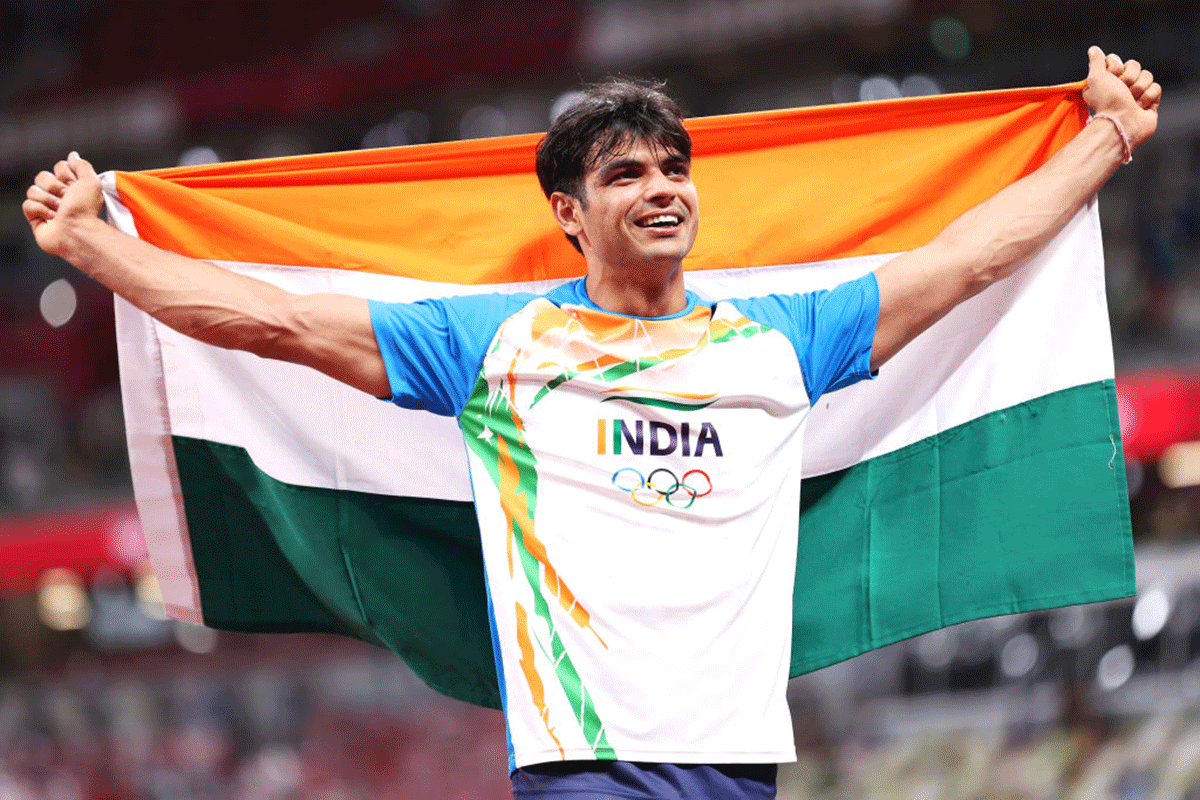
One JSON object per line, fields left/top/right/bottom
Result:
{"left": 2, "top": 1, "right": 1200, "bottom": 798}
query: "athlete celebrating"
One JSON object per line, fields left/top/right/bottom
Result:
{"left": 23, "top": 48, "right": 1159, "bottom": 800}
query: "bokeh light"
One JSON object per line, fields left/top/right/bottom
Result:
{"left": 36, "top": 568, "right": 90, "bottom": 631}
{"left": 39, "top": 278, "right": 77, "bottom": 328}
{"left": 999, "top": 632, "right": 1039, "bottom": 679}
{"left": 930, "top": 16, "right": 971, "bottom": 61}
{"left": 1132, "top": 587, "right": 1171, "bottom": 640}
{"left": 1096, "top": 644, "right": 1135, "bottom": 690}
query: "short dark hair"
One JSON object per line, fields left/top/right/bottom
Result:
{"left": 535, "top": 77, "right": 691, "bottom": 252}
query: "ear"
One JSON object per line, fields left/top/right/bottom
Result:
{"left": 550, "top": 191, "right": 585, "bottom": 240}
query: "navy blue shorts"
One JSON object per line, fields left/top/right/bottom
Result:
{"left": 511, "top": 761, "right": 777, "bottom": 800}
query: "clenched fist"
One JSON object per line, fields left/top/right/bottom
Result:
{"left": 23, "top": 151, "right": 105, "bottom": 259}
{"left": 1082, "top": 46, "right": 1162, "bottom": 151}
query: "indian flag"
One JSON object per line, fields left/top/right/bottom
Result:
{"left": 103, "top": 81, "right": 1134, "bottom": 709}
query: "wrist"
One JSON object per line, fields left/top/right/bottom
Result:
{"left": 1088, "top": 112, "right": 1133, "bottom": 164}
{"left": 55, "top": 214, "right": 110, "bottom": 263}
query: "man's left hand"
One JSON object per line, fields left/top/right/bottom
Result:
{"left": 1083, "top": 46, "right": 1161, "bottom": 151}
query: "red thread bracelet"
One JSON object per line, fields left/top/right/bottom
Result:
{"left": 1090, "top": 112, "right": 1133, "bottom": 164}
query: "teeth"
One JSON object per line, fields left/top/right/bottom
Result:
{"left": 641, "top": 214, "right": 679, "bottom": 227}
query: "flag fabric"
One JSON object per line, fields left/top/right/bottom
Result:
{"left": 103, "top": 81, "right": 1134, "bottom": 709}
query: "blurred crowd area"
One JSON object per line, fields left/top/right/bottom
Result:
{"left": 3, "top": 1, "right": 1200, "bottom": 798}
{"left": 0, "top": 632, "right": 512, "bottom": 800}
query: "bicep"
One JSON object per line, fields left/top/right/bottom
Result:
{"left": 871, "top": 242, "right": 973, "bottom": 371}
{"left": 266, "top": 292, "right": 391, "bottom": 399}
{"left": 368, "top": 293, "right": 535, "bottom": 416}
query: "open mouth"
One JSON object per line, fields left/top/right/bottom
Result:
{"left": 635, "top": 213, "right": 682, "bottom": 229}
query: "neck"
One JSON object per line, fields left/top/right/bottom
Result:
{"left": 583, "top": 262, "right": 687, "bottom": 317}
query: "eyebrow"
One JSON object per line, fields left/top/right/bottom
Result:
{"left": 598, "top": 158, "right": 642, "bottom": 176}
{"left": 595, "top": 152, "right": 689, "bottom": 178}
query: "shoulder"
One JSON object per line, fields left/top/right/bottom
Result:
{"left": 724, "top": 272, "right": 879, "bottom": 332}
{"left": 723, "top": 273, "right": 879, "bottom": 403}
{"left": 368, "top": 290, "right": 541, "bottom": 415}
{"left": 542, "top": 277, "right": 590, "bottom": 309}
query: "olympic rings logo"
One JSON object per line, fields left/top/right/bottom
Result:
{"left": 611, "top": 467, "right": 713, "bottom": 509}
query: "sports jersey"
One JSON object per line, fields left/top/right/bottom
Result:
{"left": 370, "top": 275, "right": 878, "bottom": 774}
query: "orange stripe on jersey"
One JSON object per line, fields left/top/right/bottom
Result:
{"left": 515, "top": 602, "right": 565, "bottom": 759}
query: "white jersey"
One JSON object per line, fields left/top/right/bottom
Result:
{"left": 370, "top": 276, "right": 877, "bottom": 771}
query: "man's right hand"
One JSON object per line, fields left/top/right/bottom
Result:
{"left": 20, "top": 150, "right": 392, "bottom": 398}
{"left": 23, "top": 151, "right": 105, "bottom": 259}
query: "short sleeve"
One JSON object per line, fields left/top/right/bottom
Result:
{"left": 369, "top": 292, "right": 536, "bottom": 417}
{"left": 728, "top": 273, "right": 879, "bottom": 405}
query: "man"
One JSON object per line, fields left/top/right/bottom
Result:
{"left": 23, "top": 48, "right": 1159, "bottom": 800}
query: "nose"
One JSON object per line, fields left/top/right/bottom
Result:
{"left": 644, "top": 168, "right": 677, "bottom": 204}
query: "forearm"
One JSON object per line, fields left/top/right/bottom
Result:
{"left": 931, "top": 116, "right": 1125, "bottom": 294}
{"left": 872, "top": 98, "right": 1141, "bottom": 370}
{"left": 57, "top": 216, "right": 293, "bottom": 354}
{"left": 26, "top": 151, "right": 389, "bottom": 395}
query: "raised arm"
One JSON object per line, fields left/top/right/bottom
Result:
{"left": 870, "top": 47, "right": 1162, "bottom": 371}
{"left": 22, "top": 152, "right": 391, "bottom": 398}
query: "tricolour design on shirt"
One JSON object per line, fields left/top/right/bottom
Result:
{"left": 459, "top": 304, "right": 615, "bottom": 760}
{"left": 459, "top": 299, "right": 804, "bottom": 765}
{"left": 101, "top": 81, "right": 1133, "bottom": 714}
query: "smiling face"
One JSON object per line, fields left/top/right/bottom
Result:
{"left": 551, "top": 137, "right": 699, "bottom": 275}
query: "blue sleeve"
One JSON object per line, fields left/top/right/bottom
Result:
{"left": 369, "top": 292, "right": 536, "bottom": 417}
{"left": 729, "top": 272, "right": 879, "bottom": 405}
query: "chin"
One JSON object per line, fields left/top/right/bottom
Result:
{"left": 655, "top": 244, "right": 693, "bottom": 262}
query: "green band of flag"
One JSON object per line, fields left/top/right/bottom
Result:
{"left": 173, "top": 379, "right": 1131, "bottom": 709}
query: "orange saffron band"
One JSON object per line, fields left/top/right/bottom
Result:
{"left": 112, "top": 82, "right": 1086, "bottom": 284}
